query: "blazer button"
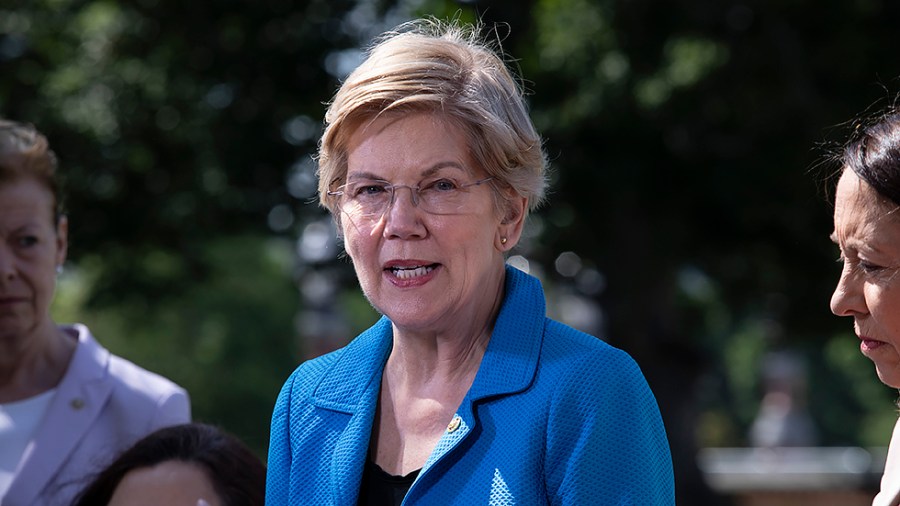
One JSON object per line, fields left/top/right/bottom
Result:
{"left": 447, "top": 415, "right": 461, "bottom": 433}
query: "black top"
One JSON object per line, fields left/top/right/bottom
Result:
{"left": 357, "top": 458, "right": 421, "bottom": 506}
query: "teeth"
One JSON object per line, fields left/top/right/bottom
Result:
{"left": 392, "top": 265, "right": 434, "bottom": 279}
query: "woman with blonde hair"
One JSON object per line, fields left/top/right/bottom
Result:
{"left": 267, "top": 19, "right": 674, "bottom": 505}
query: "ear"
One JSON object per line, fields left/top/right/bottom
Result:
{"left": 496, "top": 196, "right": 527, "bottom": 252}
{"left": 55, "top": 215, "right": 68, "bottom": 267}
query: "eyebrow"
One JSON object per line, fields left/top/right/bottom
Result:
{"left": 832, "top": 233, "right": 896, "bottom": 260}
{"left": 346, "top": 161, "right": 468, "bottom": 182}
{"left": 421, "top": 162, "right": 467, "bottom": 177}
{"left": 0, "top": 224, "right": 42, "bottom": 239}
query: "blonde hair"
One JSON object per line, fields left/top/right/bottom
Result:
{"left": 317, "top": 18, "right": 547, "bottom": 222}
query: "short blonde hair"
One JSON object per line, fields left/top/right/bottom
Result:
{"left": 317, "top": 19, "right": 547, "bottom": 221}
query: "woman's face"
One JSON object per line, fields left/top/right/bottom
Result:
{"left": 0, "top": 178, "right": 66, "bottom": 341}
{"left": 339, "top": 112, "right": 524, "bottom": 332}
{"left": 108, "top": 460, "right": 222, "bottom": 506}
{"left": 831, "top": 169, "right": 900, "bottom": 388}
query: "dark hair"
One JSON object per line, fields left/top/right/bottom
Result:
{"left": 72, "top": 423, "right": 265, "bottom": 506}
{"left": 0, "top": 118, "right": 64, "bottom": 223}
{"left": 843, "top": 110, "right": 900, "bottom": 207}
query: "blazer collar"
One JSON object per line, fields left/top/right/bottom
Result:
{"left": 309, "top": 316, "right": 393, "bottom": 413}
{"left": 7, "top": 324, "right": 114, "bottom": 506}
{"left": 466, "top": 265, "right": 544, "bottom": 403}
{"left": 308, "top": 318, "right": 392, "bottom": 505}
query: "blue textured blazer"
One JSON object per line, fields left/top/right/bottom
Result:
{"left": 267, "top": 266, "right": 675, "bottom": 505}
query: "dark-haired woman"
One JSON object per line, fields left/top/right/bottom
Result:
{"left": 830, "top": 109, "right": 900, "bottom": 506}
{"left": 72, "top": 423, "right": 265, "bottom": 506}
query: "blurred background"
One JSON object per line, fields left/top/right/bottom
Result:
{"left": 2, "top": 0, "right": 899, "bottom": 503}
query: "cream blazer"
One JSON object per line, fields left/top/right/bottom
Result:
{"left": 875, "top": 417, "right": 900, "bottom": 506}
{"left": 1, "top": 324, "right": 190, "bottom": 506}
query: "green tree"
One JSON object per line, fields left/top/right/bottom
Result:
{"left": 5, "top": 0, "right": 900, "bottom": 501}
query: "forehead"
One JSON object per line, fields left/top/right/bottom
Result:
{"left": 345, "top": 112, "right": 473, "bottom": 178}
{"left": 0, "top": 178, "right": 56, "bottom": 223}
{"left": 109, "top": 461, "right": 221, "bottom": 506}
{"left": 835, "top": 169, "right": 896, "bottom": 216}
{"left": 834, "top": 169, "right": 900, "bottom": 245}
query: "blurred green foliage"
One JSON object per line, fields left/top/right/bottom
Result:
{"left": 52, "top": 236, "right": 300, "bottom": 454}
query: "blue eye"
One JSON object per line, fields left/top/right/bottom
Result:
{"left": 426, "top": 179, "right": 458, "bottom": 192}
{"left": 17, "top": 236, "right": 38, "bottom": 247}
{"left": 354, "top": 182, "right": 389, "bottom": 197}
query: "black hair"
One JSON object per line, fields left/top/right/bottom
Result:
{"left": 71, "top": 423, "right": 265, "bottom": 506}
{"left": 843, "top": 107, "right": 900, "bottom": 207}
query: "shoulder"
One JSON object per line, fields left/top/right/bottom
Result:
{"left": 501, "top": 267, "right": 642, "bottom": 383}
{"left": 106, "top": 353, "right": 187, "bottom": 400}
{"left": 276, "top": 316, "right": 392, "bottom": 407}
{"left": 536, "top": 318, "right": 673, "bottom": 494}
{"left": 67, "top": 324, "right": 190, "bottom": 420}
{"left": 542, "top": 319, "right": 644, "bottom": 382}
{"left": 538, "top": 318, "right": 659, "bottom": 423}
{"left": 105, "top": 353, "right": 191, "bottom": 427}
{"left": 276, "top": 347, "right": 346, "bottom": 403}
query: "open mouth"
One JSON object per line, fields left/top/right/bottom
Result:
{"left": 387, "top": 264, "right": 438, "bottom": 279}
{"left": 860, "top": 337, "right": 887, "bottom": 352}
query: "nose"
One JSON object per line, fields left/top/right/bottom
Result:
{"left": 830, "top": 263, "right": 866, "bottom": 317}
{"left": 386, "top": 185, "right": 419, "bottom": 211}
{"left": 382, "top": 186, "right": 425, "bottom": 240}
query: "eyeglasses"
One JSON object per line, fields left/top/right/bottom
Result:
{"left": 327, "top": 176, "right": 494, "bottom": 219}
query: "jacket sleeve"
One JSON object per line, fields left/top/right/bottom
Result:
{"left": 266, "top": 368, "right": 298, "bottom": 506}
{"left": 544, "top": 347, "right": 675, "bottom": 505}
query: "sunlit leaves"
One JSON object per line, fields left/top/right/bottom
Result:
{"left": 533, "top": 0, "right": 613, "bottom": 73}
{"left": 635, "top": 36, "right": 729, "bottom": 110}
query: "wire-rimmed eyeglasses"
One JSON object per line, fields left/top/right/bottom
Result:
{"left": 327, "top": 176, "right": 494, "bottom": 218}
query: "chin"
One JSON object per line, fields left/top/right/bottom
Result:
{"left": 875, "top": 369, "right": 900, "bottom": 390}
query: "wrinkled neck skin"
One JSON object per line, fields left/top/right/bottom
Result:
{"left": 384, "top": 265, "right": 506, "bottom": 394}
{"left": 0, "top": 320, "right": 75, "bottom": 403}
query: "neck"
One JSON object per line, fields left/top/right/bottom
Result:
{"left": 386, "top": 267, "right": 506, "bottom": 390}
{"left": 386, "top": 327, "right": 490, "bottom": 392}
{"left": 0, "top": 321, "right": 76, "bottom": 403}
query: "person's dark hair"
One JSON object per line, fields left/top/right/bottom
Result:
{"left": 71, "top": 423, "right": 265, "bottom": 506}
{"left": 0, "top": 118, "right": 64, "bottom": 223}
{"left": 843, "top": 109, "right": 900, "bottom": 207}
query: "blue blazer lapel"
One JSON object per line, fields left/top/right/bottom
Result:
{"left": 311, "top": 317, "right": 393, "bottom": 505}
{"left": 328, "top": 377, "right": 382, "bottom": 505}
{"left": 467, "top": 265, "right": 544, "bottom": 403}
{"left": 409, "top": 266, "right": 545, "bottom": 495}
